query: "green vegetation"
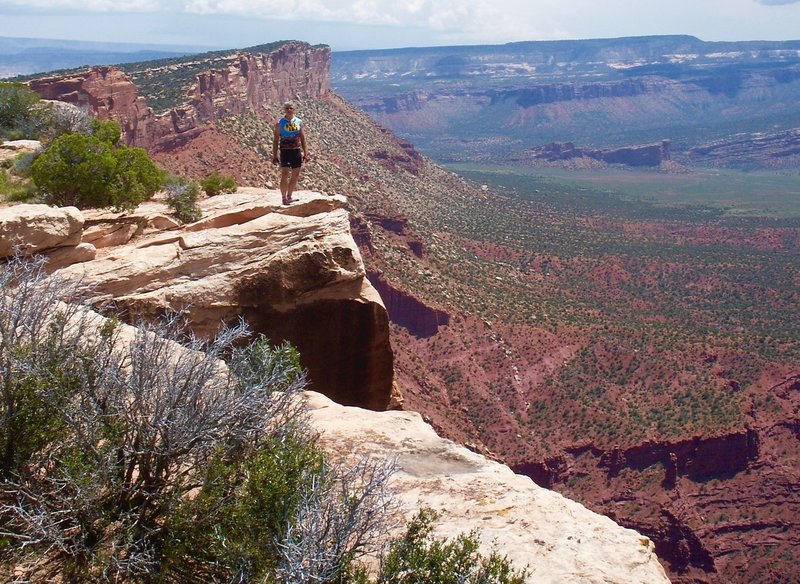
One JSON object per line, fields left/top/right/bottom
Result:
{"left": 200, "top": 171, "right": 237, "bottom": 197}
{"left": 0, "top": 257, "right": 524, "bottom": 583}
{"left": 0, "top": 82, "right": 41, "bottom": 140}
{"left": 0, "top": 165, "right": 36, "bottom": 202}
{"left": 31, "top": 119, "right": 162, "bottom": 209}
{"left": 1, "top": 81, "right": 94, "bottom": 142}
{"left": 375, "top": 508, "right": 529, "bottom": 583}
{"left": 164, "top": 174, "right": 203, "bottom": 223}
{"left": 388, "top": 161, "right": 799, "bottom": 446}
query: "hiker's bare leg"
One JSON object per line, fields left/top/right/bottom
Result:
{"left": 287, "top": 168, "right": 301, "bottom": 201}
{"left": 280, "top": 167, "right": 290, "bottom": 202}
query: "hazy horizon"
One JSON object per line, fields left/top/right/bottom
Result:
{"left": 1, "top": 0, "right": 799, "bottom": 52}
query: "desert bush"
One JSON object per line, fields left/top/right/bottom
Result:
{"left": 0, "top": 258, "right": 395, "bottom": 583}
{"left": 199, "top": 171, "right": 237, "bottom": 197}
{"left": 164, "top": 174, "right": 202, "bottom": 223}
{"left": 0, "top": 169, "right": 36, "bottom": 203}
{"left": 0, "top": 83, "right": 41, "bottom": 141}
{"left": 110, "top": 146, "right": 163, "bottom": 207}
{"left": 31, "top": 119, "right": 162, "bottom": 210}
{"left": 0, "top": 256, "right": 89, "bottom": 476}
{"left": 376, "top": 508, "right": 529, "bottom": 583}
{"left": 35, "top": 102, "right": 94, "bottom": 139}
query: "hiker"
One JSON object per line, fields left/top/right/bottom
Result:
{"left": 272, "top": 101, "right": 309, "bottom": 205}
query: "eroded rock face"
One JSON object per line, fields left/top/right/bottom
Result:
{"left": 0, "top": 203, "right": 84, "bottom": 257}
{"left": 305, "top": 391, "right": 671, "bottom": 584}
{"left": 28, "top": 42, "right": 331, "bottom": 152}
{"left": 524, "top": 140, "right": 672, "bottom": 167}
{"left": 55, "top": 190, "right": 394, "bottom": 410}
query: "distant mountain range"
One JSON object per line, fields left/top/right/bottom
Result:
{"left": 330, "top": 35, "right": 800, "bottom": 168}
{"left": 0, "top": 36, "right": 213, "bottom": 79}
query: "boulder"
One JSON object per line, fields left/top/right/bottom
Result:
{"left": 0, "top": 203, "right": 83, "bottom": 257}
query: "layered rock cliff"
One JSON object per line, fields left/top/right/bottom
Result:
{"left": 519, "top": 140, "right": 672, "bottom": 167}
{"left": 331, "top": 37, "right": 800, "bottom": 167}
{"left": 29, "top": 41, "right": 330, "bottom": 152}
{"left": 1, "top": 191, "right": 394, "bottom": 411}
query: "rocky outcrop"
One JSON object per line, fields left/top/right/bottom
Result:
{"left": 29, "top": 67, "right": 168, "bottom": 150}
{"left": 306, "top": 391, "right": 671, "bottom": 584}
{"left": 515, "top": 429, "right": 760, "bottom": 495}
{"left": 492, "top": 78, "right": 671, "bottom": 107}
{"left": 191, "top": 44, "right": 330, "bottom": 120}
{"left": 512, "top": 425, "right": 779, "bottom": 580}
{"left": 41, "top": 190, "right": 394, "bottom": 411}
{"left": 522, "top": 140, "right": 672, "bottom": 167}
{"left": 0, "top": 139, "right": 40, "bottom": 164}
{"left": 686, "top": 127, "right": 800, "bottom": 169}
{"left": 28, "top": 42, "right": 331, "bottom": 152}
{"left": 0, "top": 203, "right": 84, "bottom": 257}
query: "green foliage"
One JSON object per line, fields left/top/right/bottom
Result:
{"left": 200, "top": 171, "right": 237, "bottom": 197}
{"left": 164, "top": 174, "right": 202, "bottom": 223}
{"left": 0, "top": 168, "right": 36, "bottom": 203}
{"left": 31, "top": 120, "right": 162, "bottom": 209}
{"left": 377, "top": 508, "right": 529, "bottom": 583}
{"left": 1, "top": 258, "right": 529, "bottom": 583}
{"left": 0, "top": 82, "right": 41, "bottom": 140}
{"left": 90, "top": 118, "right": 122, "bottom": 146}
{"left": 162, "top": 434, "right": 324, "bottom": 581}
{"left": 111, "top": 146, "right": 163, "bottom": 207}
{"left": 31, "top": 132, "right": 117, "bottom": 207}
{"left": 230, "top": 337, "right": 303, "bottom": 392}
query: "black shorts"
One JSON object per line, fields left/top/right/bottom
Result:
{"left": 280, "top": 149, "right": 303, "bottom": 168}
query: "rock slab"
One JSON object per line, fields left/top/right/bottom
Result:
{"left": 306, "top": 391, "right": 671, "bottom": 584}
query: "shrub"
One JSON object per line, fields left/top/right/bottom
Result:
{"left": 0, "top": 83, "right": 41, "bottom": 140}
{"left": 30, "top": 119, "right": 162, "bottom": 210}
{"left": 110, "top": 146, "right": 163, "bottom": 207}
{"left": 164, "top": 175, "right": 202, "bottom": 223}
{"left": 376, "top": 508, "right": 529, "bottom": 583}
{"left": 0, "top": 258, "right": 395, "bottom": 583}
{"left": 199, "top": 171, "right": 237, "bottom": 197}
{"left": 31, "top": 131, "right": 117, "bottom": 207}
{"left": 35, "top": 102, "right": 94, "bottom": 139}
{"left": 0, "top": 168, "right": 37, "bottom": 203}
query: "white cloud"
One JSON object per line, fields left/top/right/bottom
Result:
{"left": 174, "top": 0, "right": 800, "bottom": 46}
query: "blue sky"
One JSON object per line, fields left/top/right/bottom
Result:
{"left": 0, "top": 0, "right": 799, "bottom": 51}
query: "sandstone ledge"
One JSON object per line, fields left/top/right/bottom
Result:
{"left": 306, "top": 391, "right": 670, "bottom": 584}
{"left": 53, "top": 189, "right": 393, "bottom": 410}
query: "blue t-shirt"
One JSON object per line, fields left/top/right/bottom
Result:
{"left": 279, "top": 117, "right": 302, "bottom": 149}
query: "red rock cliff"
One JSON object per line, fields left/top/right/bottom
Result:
{"left": 29, "top": 41, "right": 330, "bottom": 151}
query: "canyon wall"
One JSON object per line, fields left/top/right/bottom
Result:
{"left": 29, "top": 41, "right": 330, "bottom": 151}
